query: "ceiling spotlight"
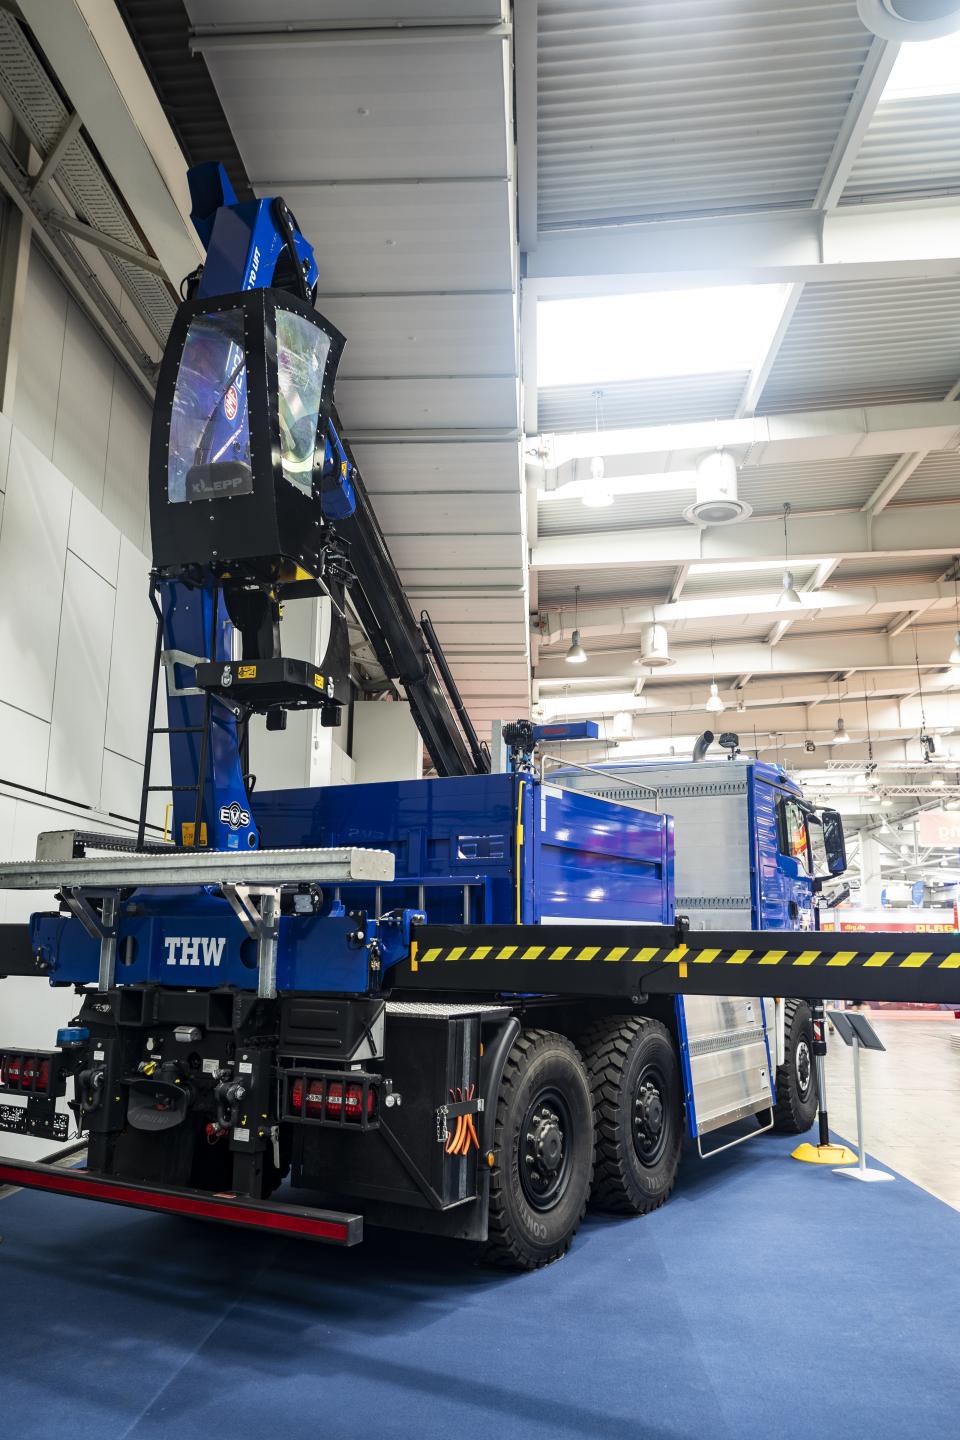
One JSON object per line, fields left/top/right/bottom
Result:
{"left": 582, "top": 454, "right": 613, "bottom": 509}
{"left": 881, "top": 794, "right": 893, "bottom": 808}
{"left": 705, "top": 681, "right": 725, "bottom": 714}
{"left": 779, "top": 569, "right": 802, "bottom": 607}
{"left": 950, "top": 630, "right": 960, "bottom": 664}
{"left": 832, "top": 717, "right": 850, "bottom": 744}
{"left": 932, "top": 774, "right": 945, "bottom": 788}
{"left": 565, "top": 629, "right": 587, "bottom": 664}
{"left": 565, "top": 584, "right": 588, "bottom": 663}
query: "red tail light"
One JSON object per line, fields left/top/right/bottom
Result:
{"left": 1, "top": 1056, "right": 22, "bottom": 1088}
{"left": 288, "top": 1078, "right": 377, "bottom": 1121}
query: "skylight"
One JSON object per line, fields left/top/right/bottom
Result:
{"left": 536, "top": 284, "right": 790, "bottom": 389}
{"left": 882, "top": 31, "right": 960, "bottom": 100}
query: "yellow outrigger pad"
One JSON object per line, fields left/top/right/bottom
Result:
{"left": 791, "top": 1141, "right": 857, "bottom": 1165}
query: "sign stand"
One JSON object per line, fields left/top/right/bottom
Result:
{"left": 792, "top": 998, "right": 857, "bottom": 1165}
{"left": 826, "top": 1010, "right": 894, "bottom": 1183}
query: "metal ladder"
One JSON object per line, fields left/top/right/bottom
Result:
{"left": 135, "top": 583, "right": 214, "bottom": 851}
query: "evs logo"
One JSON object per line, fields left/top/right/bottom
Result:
{"left": 164, "top": 936, "right": 226, "bottom": 968}
{"left": 220, "top": 801, "right": 250, "bottom": 829}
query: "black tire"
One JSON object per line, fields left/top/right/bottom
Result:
{"left": 482, "top": 1028, "right": 594, "bottom": 1270}
{"left": 581, "top": 1015, "right": 683, "bottom": 1215}
{"left": 771, "top": 998, "right": 818, "bottom": 1133}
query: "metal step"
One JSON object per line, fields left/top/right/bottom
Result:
{"left": 0, "top": 846, "right": 395, "bottom": 890}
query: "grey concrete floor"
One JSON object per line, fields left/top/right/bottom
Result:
{"left": 825, "top": 1015, "right": 960, "bottom": 1210}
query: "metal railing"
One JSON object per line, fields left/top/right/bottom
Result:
{"left": 538, "top": 755, "right": 661, "bottom": 813}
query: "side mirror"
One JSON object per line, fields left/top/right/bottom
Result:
{"left": 820, "top": 807, "right": 847, "bottom": 876}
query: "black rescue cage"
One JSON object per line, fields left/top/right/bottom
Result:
{"left": 149, "top": 287, "right": 346, "bottom": 585}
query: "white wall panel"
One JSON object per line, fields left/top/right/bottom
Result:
{"left": 47, "top": 553, "right": 115, "bottom": 808}
{"left": 0, "top": 433, "right": 70, "bottom": 720}
{"left": 103, "top": 365, "right": 150, "bottom": 546}
{"left": 353, "top": 702, "right": 423, "bottom": 784}
{"left": 11, "top": 248, "right": 67, "bottom": 459}
{"left": 100, "top": 745, "right": 143, "bottom": 822}
{"left": 68, "top": 486, "right": 121, "bottom": 585}
{"left": 0, "top": 698, "right": 49, "bottom": 791}
{"left": 0, "top": 409, "right": 10, "bottom": 491}
{"left": 104, "top": 537, "right": 154, "bottom": 762}
{"left": 52, "top": 300, "right": 114, "bottom": 506}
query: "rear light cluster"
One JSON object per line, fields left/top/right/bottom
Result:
{"left": 1, "top": 1052, "right": 53, "bottom": 1094}
{"left": 288, "top": 1076, "right": 378, "bottom": 1125}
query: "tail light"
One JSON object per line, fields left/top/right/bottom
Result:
{"left": 288, "top": 1076, "right": 378, "bottom": 1123}
{"left": 1, "top": 1051, "right": 58, "bottom": 1094}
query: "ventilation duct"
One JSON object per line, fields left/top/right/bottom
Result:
{"left": 683, "top": 451, "right": 751, "bottom": 527}
{"left": 692, "top": 731, "right": 715, "bottom": 762}
{"left": 636, "top": 624, "right": 674, "bottom": 668}
{"left": 857, "top": 1, "right": 960, "bottom": 39}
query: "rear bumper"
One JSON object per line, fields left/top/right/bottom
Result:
{"left": 0, "top": 1158, "right": 362, "bottom": 1245}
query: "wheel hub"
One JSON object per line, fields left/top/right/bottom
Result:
{"left": 520, "top": 1089, "right": 572, "bottom": 1210}
{"left": 633, "top": 1065, "right": 670, "bottom": 1166}
{"left": 795, "top": 1038, "right": 812, "bottom": 1099}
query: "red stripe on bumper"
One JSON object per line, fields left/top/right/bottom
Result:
{"left": 0, "top": 1160, "right": 361, "bottom": 1245}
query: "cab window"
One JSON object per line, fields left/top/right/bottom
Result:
{"left": 778, "top": 796, "right": 810, "bottom": 874}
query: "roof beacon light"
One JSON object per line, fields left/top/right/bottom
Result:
{"left": 683, "top": 450, "right": 751, "bottom": 527}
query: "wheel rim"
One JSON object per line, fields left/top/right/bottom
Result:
{"left": 633, "top": 1061, "right": 670, "bottom": 1167}
{"left": 519, "top": 1085, "right": 574, "bottom": 1211}
{"left": 795, "top": 1037, "right": 813, "bottom": 1101}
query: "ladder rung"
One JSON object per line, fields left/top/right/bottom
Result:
{"left": 153, "top": 726, "right": 205, "bottom": 735}
{"left": 147, "top": 785, "right": 199, "bottom": 792}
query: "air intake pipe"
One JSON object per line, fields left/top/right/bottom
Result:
{"left": 692, "top": 730, "right": 715, "bottom": 762}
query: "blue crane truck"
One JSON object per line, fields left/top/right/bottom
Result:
{"left": 0, "top": 167, "right": 955, "bottom": 1271}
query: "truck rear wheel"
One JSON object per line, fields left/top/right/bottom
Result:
{"left": 581, "top": 1015, "right": 683, "bottom": 1215}
{"left": 771, "top": 998, "right": 818, "bottom": 1133}
{"left": 482, "top": 1028, "right": 593, "bottom": 1270}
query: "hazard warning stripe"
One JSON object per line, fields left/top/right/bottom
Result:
{"left": 411, "top": 943, "right": 960, "bottom": 970}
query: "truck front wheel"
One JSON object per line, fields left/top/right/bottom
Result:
{"left": 482, "top": 1028, "right": 594, "bottom": 1270}
{"left": 771, "top": 998, "right": 819, "bottom": 1133}
{"left": 581, "top": 1016, "right": 683, "bottom": 1215}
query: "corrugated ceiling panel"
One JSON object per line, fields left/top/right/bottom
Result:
{"left": 538, "top": 489, "right": 689, "bottom": 535}
{"left": 538, "top": 372, "right": 747, "bottom": 432}
{"left": 892, "top": 451, "right": 960, "bottom": 505}
{"left": 537, "top": 563, "right": 679, "bottom": 606}
{"left": 536, "top": 0, "right": 872, "bottom": 226}
{"left": 832, "top": 556, "right": 950, "bottom": 583}
{"left": 738, "top": 455, "right": 898, "bottom": 513}
{"left": 842, "top": 95, "right": 960, "bottom": 204}
{"left": 758, "top": 278, "right": 960, "bottom": 413}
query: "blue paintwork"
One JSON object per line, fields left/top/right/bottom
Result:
{"left": 253, "top": 771, "right": 674, "bottom": 930}
{"left": 30, "top": 773, "right": 674, "bottom": 992}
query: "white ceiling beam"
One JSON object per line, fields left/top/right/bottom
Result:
{"left": 523, "top": 201, "right": 960, "bottom": 296}
{"left": 532, "top": 501, "right": 960, "bottom": 573}
{"left": 515, "top": 0, "right": 537, "bottom": 253}
{"left": 864, "top": 377, "right": 960, "bottom": 514}
{"left": 533, "top": 399, "right": 960, "bottom": 483}
{"left": 538, "top": 581, "right": 960, "bottom": 648}
{"left": 534, "top": 626, "right": 959, "bottom": 682}
{"left": 736, "top": 282, "right": 803, "bottom": 418}
{"left": 19, "top": 0, "right": 203, "bottom": 283}
{"left": 814, "top": 36, "right": 898, "bottom": 210}
{"left": 537, "top": 667, "right": 960, "bottom": 712}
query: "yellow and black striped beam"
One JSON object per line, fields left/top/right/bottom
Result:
{"left": 395, "top": 924, "right": 960, "bottom": 1006}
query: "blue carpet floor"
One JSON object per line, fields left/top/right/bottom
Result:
{"left": 0, "top": 1130, "right": 958, "bottom": 1440}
